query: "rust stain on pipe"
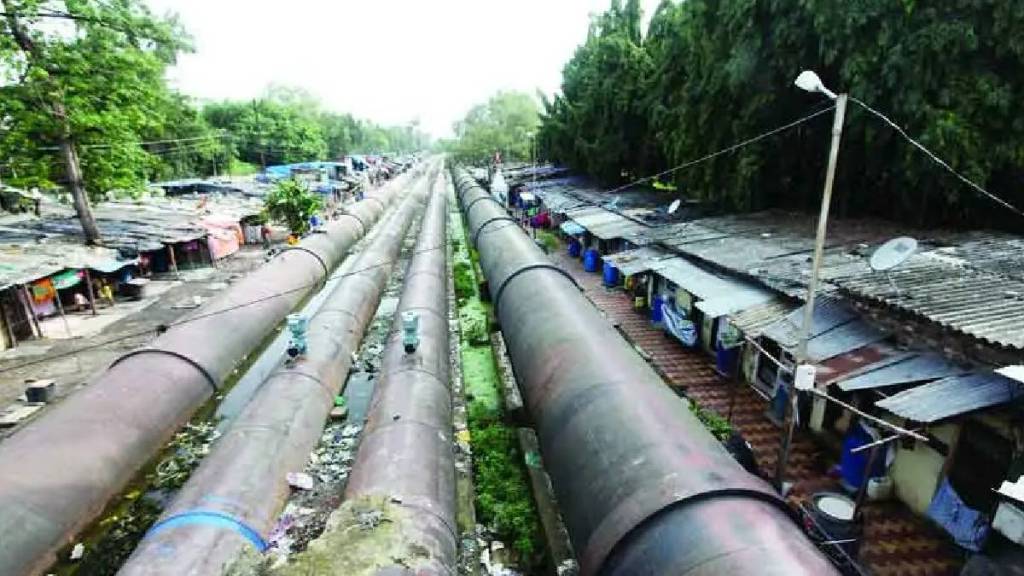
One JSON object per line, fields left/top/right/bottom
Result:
{"left": 116, "top": 165, "right": 438, "bottom": 576}
{"left": 452, "top": 169, "right": 836, "bottom": 576}
{"left": 0, "top": 167, "right": 425, "bottom": 576}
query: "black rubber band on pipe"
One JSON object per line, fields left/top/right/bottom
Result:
{"left": 111, "top": 349, "right": 220, "bottom": 392}
{"left": 471, "top": 215, "right": 517, "bottom": 246}
{"left": 464, "top": 194, "right": 503, "bottom": 216}
{"left": 362, "top": 196, "right": 386, "bottom": 211}
{"left": 492, "top": 263, "right": 581, "bottom": 316}
{"left": 335, "top": 212, "right": 367, "bottom": 236}
{"left": 279, "top": 246, "right": 330, "bottom": 281}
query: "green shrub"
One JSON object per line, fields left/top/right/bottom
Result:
{"left": 453, "top": 260, "right": 475, "bottom": 301}
{"left": 264, "top": 179, "right": 322, "bottom": 235}
{"left": 690, "top": 402, "right": 733, "bottom": 441}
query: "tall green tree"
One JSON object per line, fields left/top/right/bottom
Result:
{"left": 540, "top": 0, "right": 1024, "bottom": 229}
{"left": 449, "top": 90, "right": 541, "bottom": 164}
{"left": 0, "top": 0, "right": 188, "bottom": 244}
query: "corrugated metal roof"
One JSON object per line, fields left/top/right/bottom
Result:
{"left": 728, "top": 299, "right": 798, "bottom": 338}
{"left": 926, "top": 237, "right": 1024, "bottom": 281}
{"left": 0, "top": 243, "right": 132, "bottom": 289}
{"left": 759, "top": 296, "right": 859, "bottom": 349}
{"left": 838, "top": 353, "right": 970, "bottom": 391}
{"left": 695, "top": 284, "right": 774, "bottom": 318}
{"left": 876, "top": 372, "right": 1024, "bottom": 423}
{"left": 806, "top": 319, "right": 889, "bottom": 362}
{"left": 650, "top": 257, "right": 745, "bottom": 301}
{"left": 815, "top": 344, "right": 900, "bottom": 386}
{"left": 651, "top": 256, "right": 775, "bottom": 318}
{"left": 587, "top": 219, "right": 648, "bottom": 241}
{"left": 603, "top": 246, "right": 670, "bottom": 276}
{"left": 836, "top": 255, "right": 1024, "bottom": 350}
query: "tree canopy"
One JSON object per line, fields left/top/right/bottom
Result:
{"left": 0, "top": 5, "right": 427, "bottom": 209}
{"left": 539, "top": 0, "right": 1024, "bottom": 229}
{"left": 445, "top": 90, "right": 541, "bottom": 164}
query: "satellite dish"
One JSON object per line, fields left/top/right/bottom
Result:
{"left": 870, "top": 237, "right": 918, "bottom": 272}
{"left": 668, "top": 199, "right": 681, "bottom": 215}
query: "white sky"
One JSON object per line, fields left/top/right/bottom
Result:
{"left": 145, "top": 0, "right": 660, "bottom": 138}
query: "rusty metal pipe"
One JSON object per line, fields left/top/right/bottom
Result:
{"left": 0, "top": 166, "right": 425, "bottom": 576}
{"left": 338, "top": 170, "right": 454, "bottom": 574}
{"left": 452, "top": 169, "right": 836, "bottom": 576}
{"left": 116, "top": 166, "right": 436, "bottom": 576}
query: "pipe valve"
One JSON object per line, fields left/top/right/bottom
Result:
{"left": 402, "top": 311, "right": 420, "bottom": 354}
{"left": 286, "top": 314, "right": 309, "bottom": 358}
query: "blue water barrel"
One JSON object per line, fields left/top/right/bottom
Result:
{"left": 602, "top": 261, "right": 619, "bottom": 286}
{"left": 568, "top": 240, "right": 581, "bottom": 258}
{"left": 583, "top": 248, "right": 600, "bottom": 273}
{"left": 716, "top": 346, "right": 740, "bottom": 376}
{"left": 840, "top": 422, "right": 886, "bottom": 491}
{"left": 651, "top": 294, "right": 664, "bottom": 323}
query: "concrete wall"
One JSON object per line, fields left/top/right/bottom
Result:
{"left": 890, "top": 422, "right": 959, "bottom": 515}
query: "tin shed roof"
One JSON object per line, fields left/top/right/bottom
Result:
{"left": 876, "top": 372, "right": 1024, "bottom": 423}
{"left": 838, "top": 353, "right": 971, "bottom": 392}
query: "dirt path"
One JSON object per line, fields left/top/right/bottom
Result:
{"left": 0, "top": 248, "right": 269, "bottom": 431}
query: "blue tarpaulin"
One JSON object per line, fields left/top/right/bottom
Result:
{"left": 662, "top": 302, "right": 697, "bottom": 347}
{"left": 928, "top": 479, "right": 990, "bottom": 551}
{"left": 560, "top": 221, "right": 585, "bottom": 235}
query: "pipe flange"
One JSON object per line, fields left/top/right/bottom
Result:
{"left": 110, "top": 348, "right": 220, "bottom": 392}
{"left": 471, "top": 215, "right": 517, "bottom": 246}
{"left": 279, "top": 246, "right": 330, "bottom": 281}
{"left": 335, "top": 211, "right": 368, "bottom": 236}
{"left": 464, "top": 194, "right": 503, "bottom": 216}
{"left": 492, "top": 263, "right": 581, "bottom": 317}
{"left": 361, "top": 195, "right": 387, "bottom": 211}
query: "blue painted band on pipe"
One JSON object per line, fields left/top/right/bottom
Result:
{"left": 145, "top": 510, "right": 268, "bottom": 552}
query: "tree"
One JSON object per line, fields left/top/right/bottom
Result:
{"left": 539, "top": 0, "right": 1024, "bottom": 230}
{"left": 264, "top": 179, "right": 322, "bottom": 236}
{"left": 449, "top": 91, "right": 541, "bottom": 164}
{"left": 0, "top": 0, "right": 188, "bottom": 244}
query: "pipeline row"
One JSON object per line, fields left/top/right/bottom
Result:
{"left": 341, "top": 167, "right": 454, "bottom": 573}
{"left": 116, "top": 166, "right": 437, "bottom": 574}
{"left": 0, "top": 164, "right": 431, "bottom": 576}
{"left": 452, "top": 168, "right": 837, "bottom": 576}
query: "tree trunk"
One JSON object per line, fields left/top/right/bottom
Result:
{"left": 4, "top": 2, "right": 101, "bottom": 245}
{"left": 57, "top": 122, "right": 102, "bottom": 245}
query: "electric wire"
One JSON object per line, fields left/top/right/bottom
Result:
{"left": 849, "top": 96, "right": 1024, "bottom": 218}
{"left": 0, "top": 242, "right": 446, "bottom": 377}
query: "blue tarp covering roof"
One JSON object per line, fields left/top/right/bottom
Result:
{"left": 560, "top": 221, "right": 585, "bottom": 235}
{"left": 264, "top": 162, "right": 349, "bottom": 178}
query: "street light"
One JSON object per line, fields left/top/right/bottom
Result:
{"left": 774, "top": 70, "right": 849, "bottom": 490}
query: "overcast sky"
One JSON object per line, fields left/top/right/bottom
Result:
{"left": 145, "top": 0, "right": 660, "bottom": 138}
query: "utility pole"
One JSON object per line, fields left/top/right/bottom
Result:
{"left": 775, "top": 91, "right": 848, "bottom": 490}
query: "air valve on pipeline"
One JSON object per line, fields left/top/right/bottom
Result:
{"left": 402, "top": 311, "right": 420, "bottom": 354}
{"left": 286, "top": 313, "right": 309, "bottom": 359}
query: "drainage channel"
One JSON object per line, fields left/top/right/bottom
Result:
{"left": 47, "top": 198, "right": 415, "bottom": 576}
{"left": 226, "top": 202, "right": 426, "bottom": 572}
{"left": 449, "top": 179, "right": 549, "bottom": 576}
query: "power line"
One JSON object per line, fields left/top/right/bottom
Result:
{"left": 0, "top": 242, "right": 445, "bottom": 377}
{"left": 603, "top": 104, "right": 837, "bottom": 196}
{"left": 849, "top": 96, "right": 1024, "bottom": 218}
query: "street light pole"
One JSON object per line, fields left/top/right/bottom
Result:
{"left": 775, "top": 72, "right": 848, "bottom": 491}
{"left": 797, "top": 93, "right": 847, "bottom": 360}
